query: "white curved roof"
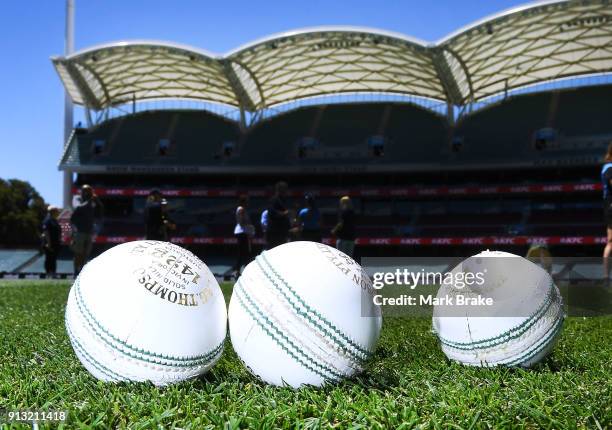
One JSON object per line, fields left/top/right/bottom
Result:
{"left": 438, "top": 0, "right": 612, "bottom": 103}
{"left": 52, "top": 0, "right": 612, "bottom": 111}
{"left": 52, "top": 41, "right": 236, "bottom": 110}
{"left": 226, "top": 27, "right": 441, "bottom": 109}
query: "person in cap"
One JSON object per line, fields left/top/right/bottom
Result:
{"left": 42, "top": 205, "right": 62, "bottom": 278}
{"left": 144, "top": 189, "right": 175, "bottom": 241}
{"left": 70, "top": 184, "right": 103, "bottom": 276}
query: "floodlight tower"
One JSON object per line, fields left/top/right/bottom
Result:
{"left": 63, "top": 0, "right": 75, "bottom": 208}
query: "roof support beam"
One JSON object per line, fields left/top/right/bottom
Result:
{"left": 221, "top": 59, "right": 257, "bottom": 111}
{"left": 60, "top": 60, "right": 104, "bottom": 109}
{"left": 430, "top": 47, "right": 466, "bottom": 106}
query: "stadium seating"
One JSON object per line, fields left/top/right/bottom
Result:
{"left": 240, "top": 102, "right": 448, "bottom": 164}
{"left": 555, "top": 85, "right": 612, "bottom": 136}
{"left": 73, "top": 110, "right": 239, "bottom": 166}
{"left": 454, "top": 92, "right": 552, "bottom": 163}
{"left": 69, "top": 86, "right": 611, "bottom": 171}
{"left": 314, "top": 104, "right": 379, "bottom": 150}
{"left": 173, "top": 111, "right": 240, "bottom": 163}
{"left": 383, "top": 104, "right": 448, "bottom": 163}
{"left": 455, "top": 85, "right": 612, "bottom": 166}
{"left": 64, "top": 86, "right": 612, "bottom": 256}
{"left": 240, "top": 108, "right": 319, "bottom": 164}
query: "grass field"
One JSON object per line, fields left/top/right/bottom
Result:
{"left": 0, "top": 280, "right": 610, "bottom": 429}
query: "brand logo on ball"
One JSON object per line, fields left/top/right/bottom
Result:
{"left": 129, "top": 241, "right": 213, "bottom": 307}
{"left": 137, "top": 272, "right": 213, "bottom": 307}
{"left": 315, "top": 242, "right": 373, "bottom": 293}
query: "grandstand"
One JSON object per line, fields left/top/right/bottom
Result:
{"left": 454, "top": 85, "right": 612, "bottom": 166}
{"left": 49, "top": 0, "right": 612, "bottom": 260}
{"left": 64, "top": 110, "right": 240, "bottom": 168}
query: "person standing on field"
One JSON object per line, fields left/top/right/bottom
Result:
{"left": 259, "top": 208, "right": 269, "bottom": 248}
{"left": 298, "top": 194, "right": 322, "bottom": 242}
{"left": 234, "top": 194, "right": 255, "bottom": 276}
{"left": 42, "top": 206, "right": 61, "bottom": 278}
{"left": 266, "top": 181, "right": 290, "bottom": 249}
{"left": 332, "top": 196, "right": 356, "bottom": 257}
{"left": 144, "top": 190, "right": 175, "bottom": 241}
{"left": 70, "top": 185, "right": 103, "bottom": 276}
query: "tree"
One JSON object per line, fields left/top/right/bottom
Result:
{"left": 0, "top": 179, "right": 48, "bottom": 247}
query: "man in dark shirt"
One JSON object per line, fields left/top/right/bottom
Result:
{"left": 144, "top": 190, "right": 174, "bottom": 241}
{"left": 71, "top": 185, "right": 103, "bottom": 276}
{"left": 266, "top": 181, "right": 291, "bottom": 249}
{"left": 42, "top": 206, "right": 62, "bottom": 278}
{"left": 332, "top": 196, "right": 356, "bottom": 257}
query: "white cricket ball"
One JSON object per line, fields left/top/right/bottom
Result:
{"left": 432, "top": 250, "right": 564, "bottom": 368}
{"left": 228, "top": 241, "right": 382, "bottom": 387}
{"left": 65, "top": 240, "right": 227, "bottom": 385}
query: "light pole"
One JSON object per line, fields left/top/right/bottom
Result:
{"left": 63, "top": 0, "right": 75, "bottom": 208}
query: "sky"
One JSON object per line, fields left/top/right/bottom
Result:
{"left": 0, "top": 0, "right": 527, "bottom": 207}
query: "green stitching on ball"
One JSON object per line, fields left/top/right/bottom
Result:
{"left": 438, "top": 281, "right": 561, "bottom": 349}
{"left": 504, "top": 316, "right": 564, "bottom": 366}
{"left": 66, "top": 315, "right": 125, "bottom": 381}
{"left": 254, "top": 257, "right": 367, "bottom": 365}
{"left": 257, "top": 253, "right": 372, "bottom": 362}
{"left": 235, "top": 280, "right": 343, "bottom": 382}
{"left": 73, "top": 280, "right": 224, "bottom": 368}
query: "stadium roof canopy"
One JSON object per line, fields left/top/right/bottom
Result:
{"left": 53, "top": 0, "right": 612, "bottom": 112}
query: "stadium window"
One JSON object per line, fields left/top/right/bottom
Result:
{"left": 158, "top": 139, "right": 170, "bottom": 156}
{"left": 533, "top": 128, "right": 557, "bottom": 151}
{"left": 367, "top": 135, "right": 386, "bottom": 157}
{"left": 222, "top": 141, "right": 236, "bottom": 158}
{"left": 92, "top": 140, "right": 105, "bottom": 155}
{"left": 451, "top": 136, "right": 463, "bottom": 152}
{"left": 296, "top": 137, "right": 318, "bottom": 159}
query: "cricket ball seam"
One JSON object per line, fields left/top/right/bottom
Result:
{"left": 240, "top": 272, "right": 360, "bottom": 374}
{"left": 253, "top": 255, "right": 368, "bottom": 366}
{"left": 259, "top": 252, "right": 373, "bottom": 358}
{"left": 503, "top": 315, "right": 564, "bottom": 366}
{"left": 437, "top": 282, "right": 561, "bottom": 350}
{"left": 234, "top": 281, "right": 343, "bottom": 382}
{"left": 69, "top": 293, "right": 223, "bottom": 377}
{"left": 73, "top": 279, "right": 224, "bottom": 368}
{"left": 65, "top": 315, "right": 127, "bottom": 382}
{"left": 445, "top": 315, "right": 564, "bottom": 367}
